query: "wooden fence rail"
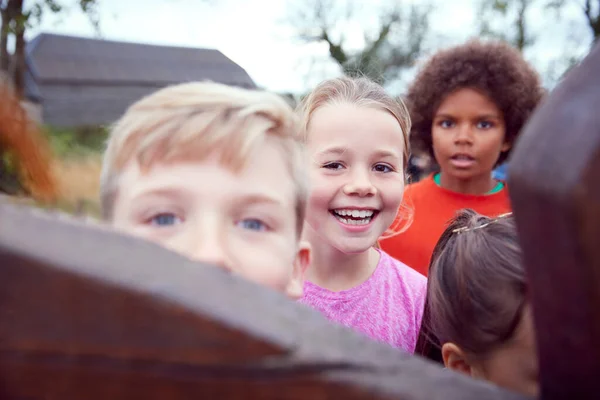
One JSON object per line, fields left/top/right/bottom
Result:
{"left": 509, "top": 40, "right": 600, "bottom": 400}
{"left": 0, "top": 40, "right": 599, "bottom": 399}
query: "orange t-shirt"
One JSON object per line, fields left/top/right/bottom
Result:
{"left": 379, "top": 175, "right": 511, "bottom": 276}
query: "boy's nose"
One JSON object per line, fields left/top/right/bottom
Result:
{"left": 454, "top": 124, "right": 474, "bottom": 144}
{"left": 187, "top": 227, "right": 233, "bottom": 273}
{"left": 191, "top": 243, "right": 231, "bottom": 272}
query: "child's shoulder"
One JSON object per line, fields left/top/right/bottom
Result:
{"left": 378, "top": 249, "right": 427, "bottom": 285}
{"left": 404, "top": 174, "right": 440, "bottom": 202}
{"left": 406, "top": 174, "right": 435, "bottom": 191}
{"left": 406, "top": 175, "right": 437, "bottom": 193}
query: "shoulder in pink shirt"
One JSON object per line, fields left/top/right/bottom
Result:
{"left": 299, "top": 249, "right": 427, "bottom": 353}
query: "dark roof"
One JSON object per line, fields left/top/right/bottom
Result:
{"left": 26, "top": 33, "right": 256, "bottom": 89}
{"left": 23, "top": 33, "right": 258, "bottom": 126}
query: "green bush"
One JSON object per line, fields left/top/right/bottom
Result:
{"left": 44, "top": 125, "right": 108, "bottom": 158}
{"left": 0, "top": 148, "right": 25, "bottom": 195}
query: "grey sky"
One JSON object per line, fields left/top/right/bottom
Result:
{"left": 28, "top": 0, "right": 595, "bottom": 94}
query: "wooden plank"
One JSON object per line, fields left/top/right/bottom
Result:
{"left": 508, "top": 41, "right": 600, "bottom": 400}
{"left": 0, "top": 203, "right": 526, "bottom": 399}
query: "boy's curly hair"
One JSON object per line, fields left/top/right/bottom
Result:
{"left": 407, "top": 39, "right": 544, "bottom": 166}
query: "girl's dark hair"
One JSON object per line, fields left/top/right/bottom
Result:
{"left": 415, "top": 209, "right": 527, "bottom": 362}
{"left": 407, "top": 39, "right": 545, "bottom": 166}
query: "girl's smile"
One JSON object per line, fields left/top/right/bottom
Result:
{"left": 330, "top": 208, "right": 380, "bottom": 231}
{"left": 303, "top": 102, "right": 405, "bottom": 255}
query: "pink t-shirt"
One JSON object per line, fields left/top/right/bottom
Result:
{"left": 299, "top": 249, "right": 427, "bottom": 353}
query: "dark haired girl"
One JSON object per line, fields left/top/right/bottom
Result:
{"left": 416, "top": 209, "right": 538, "bottom": 397}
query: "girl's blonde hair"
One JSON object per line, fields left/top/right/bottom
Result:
{"left": 297, "top": 76, "right": 411, "bottom": 168}
{"left": 296, "top": 76, "right": 413, "bottom": 236}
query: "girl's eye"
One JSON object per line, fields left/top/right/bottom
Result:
{"left": 237, "top": 218, "right": 268, "bottom": 232}
{"left": 477, "top": 120, "right": 494, "bottom": 129}
{"left": 373, "top": 163, "right": 393, "bottom": 173}
{"left": 439, "top": 120, "right": 454, "bottom": 128}
{"left": 149, "top": 213, "right": 181, "bottom": 226}
{"left": 323, "top": 162, "right": 344, "bottom": 170}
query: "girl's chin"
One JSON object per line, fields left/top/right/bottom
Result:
{"left": 330, "top": 236, "right": 379, "bottom": 254}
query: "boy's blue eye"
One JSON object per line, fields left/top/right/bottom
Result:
{"left": 238, "top": 218, "right": 267, "bottom": 231}
{"left": 373, "top": 163, "right": 393, "bottom": 173}
{"left": 477, "top": 121, "right": 494, "bottom": 129}
{"left": 323, "top": 162, "right": 344, "bottom": 170}
{"left": 150, "top": 213, "right": 180, "bottom": 226}
{"left": 440, "top": 120, "right": 454, "bottom": 128}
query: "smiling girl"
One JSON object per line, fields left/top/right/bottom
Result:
{"left": 297, "top": 76, "right": 426, "bottom": 353}
{"left": 379, "top": 39, "right": 545, "bottom": 276}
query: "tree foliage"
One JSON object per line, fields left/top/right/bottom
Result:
{"left": 478, "top": 0, "right": 599, "bottom": 51}
{"left": 477, "top": 0, "right": 536, "bottom": 51}
{"left": 0, "top": 0, "right": 100, "bottom": 97}
{"left": 289, "top": 0, "right": 430, "bottom": 83}
{"left": 547, "top": 0, "right": 600, "bottom": 41}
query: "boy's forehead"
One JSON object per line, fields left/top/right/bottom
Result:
{"left": 119, "top": 139, "right": 298, "bottom": 204}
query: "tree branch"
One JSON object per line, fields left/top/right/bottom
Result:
{"left": 362, "top": 9, "right": 400, "bottom": 62}
{"left": 583, "top": 0, "right": 600, "bottom": 40}
{"left": 321, "top": 30, "right": 348, "bottom": 65}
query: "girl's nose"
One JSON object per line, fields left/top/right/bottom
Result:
{"left": 343, "top": 169, "right": 377, "bottom": 197}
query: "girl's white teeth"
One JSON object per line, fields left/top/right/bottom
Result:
{"left": 334, "top": 209, "right": 374, "bottom": 218}
{"left": 332, "top": 209, "right": 375, "bottom": 225}
{"left": 334, "top": 215, "right": 372, "bottom": 225}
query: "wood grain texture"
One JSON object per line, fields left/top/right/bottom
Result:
{"left": 0, "top": 203, "right": 526, "bottom": 400}
{"left": 509, "top": 41, "right": 600, "bottom": 400}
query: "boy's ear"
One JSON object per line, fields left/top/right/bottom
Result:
{"left": 285, "top": 241, "right": 311, "bottom": 300}
{"left": 442, "top": 342, "right": 476, "bottom": 377}
{"left": 501, "top": 140, "right": 511, "bottom": 153}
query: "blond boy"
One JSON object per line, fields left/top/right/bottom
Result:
{"left": 100, "top": 82, "right": 310, "bottom": 298}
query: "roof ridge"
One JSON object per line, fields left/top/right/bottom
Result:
{"left": 25, "top": 32, "right": 256, "bottom": 89}
{"left": 30, "top": 32, "right": 220, "bottom": 53}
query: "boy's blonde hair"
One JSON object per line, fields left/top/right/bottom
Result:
{"left": 296, "top": 76, "right": 411, "bottom": 168}
{"left": 100, "top": 82, "right": 307, "bottom": 234}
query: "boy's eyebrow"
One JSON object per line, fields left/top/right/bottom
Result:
{"left": 132, "top": 188, "right": 285, "bottom": 206}
{"left": 131, "top": 187, "right": 186, "bottom": 201}
{"left": 237, "top": 193, "right": 286, "bottom": 208}
{"left": 434, "top": 113, "right": 502, "bottom": 119}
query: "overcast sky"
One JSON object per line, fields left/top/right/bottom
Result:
{"left": 28, "top": 0, "right": 595, "bottom": 94}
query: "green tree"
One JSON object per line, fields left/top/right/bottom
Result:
{"left": 289, "top": 0, "right": 430, "bottom": 84}
{"left": 547, "top": 0, "right": 600, "bottom": 42}
{"left": 477, "top": 0, "right": 536, "bottom": 51}
{"left": 0, "top": 0, "right": 100, "bottom": 98}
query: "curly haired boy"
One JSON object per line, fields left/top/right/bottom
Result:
{"left": 380, "top": 39, "right": 544, "bottom": 276}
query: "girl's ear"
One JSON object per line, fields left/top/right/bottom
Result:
{"left": 442, "top": 342, "right": 475, "bottom": 376}
{"left": 285, "top": 241, "right": 311, "bottom": 299}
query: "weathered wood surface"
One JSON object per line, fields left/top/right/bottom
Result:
{"left": 0, "top": 203, "right": 526, "bottom": 400}
{"left": 509, "top": 41, "right": 600, "bottom": 400}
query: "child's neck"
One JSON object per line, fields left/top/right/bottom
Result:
{"left": 438, "top": 171, "right": 497, "bottom": 195}
{"left": 305, "top": 240, "right": 380, "bottom": 293}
